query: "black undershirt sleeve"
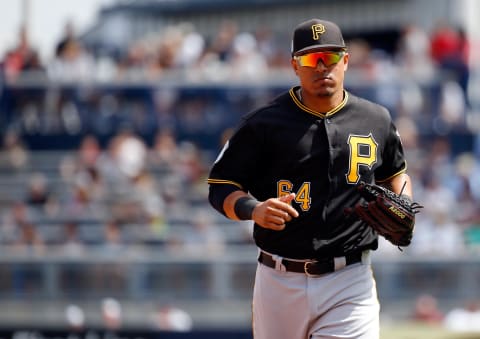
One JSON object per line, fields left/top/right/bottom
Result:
{"left": 208, "top": 184, "right": 242, "bottom": 216}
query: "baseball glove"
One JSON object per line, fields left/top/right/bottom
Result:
{"left": 346, "top": 181, "right": 423, "bottom": 247}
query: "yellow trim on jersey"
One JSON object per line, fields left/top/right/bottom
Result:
{"left": 207, "top": 178, "right": 244, "bottom": 190}
{"left": 289, "top": 87, "right": 348, "bottom": 118}
{"left": 375, "top": 164, "right": 408, "bottom": 183}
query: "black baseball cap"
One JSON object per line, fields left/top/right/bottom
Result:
{"left": 291, "top": 19, "right": 347, "bottom": 56}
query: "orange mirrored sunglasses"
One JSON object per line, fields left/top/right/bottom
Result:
{"left": 294, "top": 51, "right": 346, "bottom": 68}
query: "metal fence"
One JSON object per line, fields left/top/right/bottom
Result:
{"left": 0, "top": 247, "right": 479, "bottom": 328}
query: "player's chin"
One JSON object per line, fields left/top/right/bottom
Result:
{"left": 313, "top": 87, "right": 335, "bottom": 97}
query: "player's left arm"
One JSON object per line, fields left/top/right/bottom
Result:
{"left": 378, "top": 172, "right": 413, "bottom": 200}
{"left": 375, "top": 118, "right": 413, "bottom": 199}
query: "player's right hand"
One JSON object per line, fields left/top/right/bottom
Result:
{"left": 252, "top": 193, "right": 299, "bottom": 231}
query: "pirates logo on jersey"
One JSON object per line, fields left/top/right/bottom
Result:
{"left": 346, "top": 133, "right": 378, "bottom": 184}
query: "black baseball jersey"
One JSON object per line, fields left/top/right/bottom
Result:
{"left": 208, "top": 86, "right": 407, "bottom": 259}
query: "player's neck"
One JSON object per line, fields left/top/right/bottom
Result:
{"left": 299, "top": 88, "right": 344, "bottom": 113}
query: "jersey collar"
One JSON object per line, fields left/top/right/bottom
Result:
{"left": 289, "top": 86, "right": 348, "bottom": 119}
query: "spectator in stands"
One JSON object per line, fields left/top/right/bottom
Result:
{"left": 23, "top": 171, "right": 62, "bottom": 225}
{"left": 13, "top": 221, "right": 45, "bottom": 255}
{"left": 78, "top": 134, "right": 103, "bottom": 169}
{"left": 149, "top": 129, "right": 184, "bottom": 228}
{"left": 8, "top": 220, "right": 45, "bottom": 296}
{"left": 55, "top": 20, "right": 76, "bottom": 59}
{"left": 411, "top": 174, "right": 467, "bottom": 256}
{"left": 412, "top": 294, "right": 444, "bottom": 325}
{"left": 0, "top": 200, "right": 45, "bottom": 294}
{"left": 19, "top": 49, "right": 46, "bottom": 81}
{"left": 229, "top": 32, "right": 268, "bottom": 81}
{"left": 4, "top": 202, "right": 29, "bottom": 229}
{"left": 430, "top": 21, "right": 463, "bottom": 71}
{"left": 61, "top": 135, "right": 108, "bottom": 207}
{"left": 182, "top": 210, "right": 225, "bottom": 255}
{"left": 254, "top": 25, "right": 289, "bottom": 69}
{"left": 196, "top": 20, "right": 238, "bottom": 80}
{"left": 151, "top": 304, "right": 193, "bottom": 332}
{"left": 155, "top": 31, "right": 180, "bottom": 74}
{"left": 58, "top": 221, "right": 86, "bottom": 256}
{"left": 429, "top": 20, "right": 470, "bottom": 107}
{"left": 394, "top": 116, "right": 420, "bottom": 151}
{"left": 24, "top": 172, "right": 51, "bottom": 206}
{"left": 0, "top": 202, "right": 35, "bottom": 247}
{"left": 205, "top": 19, "right": 238, "bottom": 63}
{"left": 152, "top": 88, "right": 178, "bottom": 130}
{"left": 111, "top": 131, "right": 166, "bottom": 227}
{"left": 101, "top": 297, "right": 123, "bottom": 330}
{"left": 156, "top": 24, "right": 200, "bottom": 71}
{"left": 444, "top": 300, "right": 480, "bottom": 332}
{"left": 1, "top": 25, "right": 43, "bottom": 82}
{"left": 423, "top": 136, "right": 454, "bottom": 184}
{"left": 112, "top": 129, "right": 148, "bottom": 180}
{"left": 150, "top": 128, "right": 180, "bottom": 170}
{"left": 84, "top": 219, "right": 129, "bottom": 293}
{"left": 48, "top": 33, "right": 96, "bottom": 83}
{"left": 343, "top": 39, "right": 376, "bottom": 81}
{"left": 430, "top": 208, "right": 466, "bottom": 256}
{"left": 0, "top": 129, "right": 30, "bottom": 172}
{"left": 116, "top": 41, "right": 146, "bottom": 80}
{"left": 445, "top": 153, "right": 480, "bottom": 250}
{"left": 176, "top": 23, "right": 206, "bottom": 69}
{"left": 395, "top": 23, "right": 435, "bottom": 82}
{"left": 61, "top": 169, "right": 108, "bottom": 222}
{"left": 65, "top": 304, "right": 86, "bottom": 331}
{"left": 175, "top": 141, "right": 208, "bottom": 192}
{"left": 103, "top": 219, "right": 126, "bottom": 252}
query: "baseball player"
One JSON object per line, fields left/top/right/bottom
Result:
{"left": 207, "top": 18, "right": 414, "bottom": 339}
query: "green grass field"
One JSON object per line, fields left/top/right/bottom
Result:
{"left": 381, "top": 323, "right": 480, "bottom": 339}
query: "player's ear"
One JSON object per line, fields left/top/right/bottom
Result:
{"left": 291, "top": 58, "right": 299, "bottom": 74}
{"left": 342, "top": 53, "right": 349, "bottom": 71}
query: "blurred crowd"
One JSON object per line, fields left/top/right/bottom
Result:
{"left": 412, "top": 293, "right": 480, "bottom": 333}
{"left": 0, "top": 20, "right": 289, "bottom": 84}
{"left": 0, "top": 17, "right": 479, "bottom": 259}
{"left": 0, "top": 129, "right": 245, "bottom": 258}
{"left": 1, "top": 122, "right": 479, "bottom": 260}
{"left": 0, "top": 18, "right": 475, "bottom": 92}
{"left": 380, "top": 133, "right": 480, "bottom": 257}
{"left": 64, "top": 297, "right": 193, "bottom": 331}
